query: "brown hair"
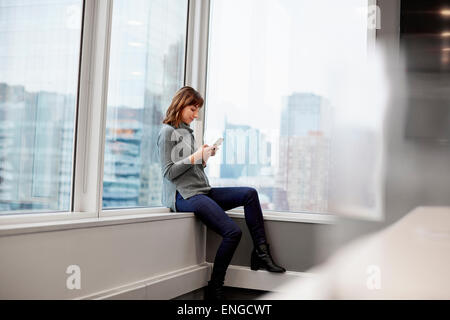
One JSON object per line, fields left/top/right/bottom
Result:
{"left": 163, "top": 86, "right": 204, "bottom": 128}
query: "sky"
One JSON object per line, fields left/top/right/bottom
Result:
{"left": 0, "top": 0, "right": 82, "bottom": 95}
{"left": 204, "top": 0, "right": 379, "bottom": 138}
{"left": 0, "top": 0, "right": 387, "bottom": 133}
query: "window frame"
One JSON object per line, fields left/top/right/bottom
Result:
{"left": 0, "top": 0, "right": 94, "bottom": 225}
{"left": 100, "top": 0, "right": 202, "bottom": 217}
{"left": 202, "top": 0, "right": 381, "bottom": 220}
{"left": 0, "top": 0, "right": 378, "bottom": 228}
{"left": 0, "top": 0, "right": 203, "bottom": 225}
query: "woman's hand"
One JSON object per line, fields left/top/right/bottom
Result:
{"left": 203, "top": 145, "right": 219, "bottom": 167}
{"left": 190, "top": 144, "right": 219, "bottom": 165}
{"left": 202, "top": 144, "right": 219, "bottom": 163}
{"left": 211, "top": 146, "right": 219, "bottom": 157}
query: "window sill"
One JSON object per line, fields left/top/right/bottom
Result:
{"left": 0, "top": 206, "right": 337, "bottom": 237}
{"left": 0, "top": 211, "right": 195, "bottom": 237}
{"left": 227, "top": 209, "right": 337, "bottom": 225}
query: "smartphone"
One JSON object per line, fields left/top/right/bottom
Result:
{"left": 213, "top": 137, "right": 223, "bottom": 148}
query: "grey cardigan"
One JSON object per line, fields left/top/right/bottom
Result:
{"left": 157, "top": 122, "right": 211, "bottom": 212}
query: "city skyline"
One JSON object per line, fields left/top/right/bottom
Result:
{"left": 1, "top": 81, "right": 338, "bottom": 213}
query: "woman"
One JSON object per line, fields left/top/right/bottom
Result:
{"left": 157, "top": 86, "right": 285, "bottom": 301}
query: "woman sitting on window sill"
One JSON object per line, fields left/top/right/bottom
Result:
{"left": 157, "top": 86, "right": 286, "bottom": 301}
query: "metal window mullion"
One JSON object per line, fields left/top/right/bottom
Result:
{"left": 185, "top": 0, "right": 211, "bottom": 145}
{"left": 73, "top": 0, "right": 113, "bottom": 216}
{"left": 367, "top": 0, "right": 378, "bottom": 53}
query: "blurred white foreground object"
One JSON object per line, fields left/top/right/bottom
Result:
{"left": 262, "top": 207, "right": 450, "bottom": 299}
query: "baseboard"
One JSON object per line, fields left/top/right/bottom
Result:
{"left": 79, "top": 263, "right": 312, "bottom": 300}
{"left": 79, "top": 263, "right": 211, "bottom": 300}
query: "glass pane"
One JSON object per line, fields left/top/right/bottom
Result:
{"left": 206, "top": 0, "right": 385, "bottom": 218}
{"left": 0, "top": 0, "right": 83, "bottom": 214}
{"left": 103, "top": 0, "right": 188, "bottom": 209}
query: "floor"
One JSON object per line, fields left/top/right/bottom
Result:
{"left": 173, "top": 286, "right": 270, "bottom": 300}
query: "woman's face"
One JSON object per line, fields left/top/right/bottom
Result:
{"left": 181, "top": 105, "right": 199, "bottom": 125}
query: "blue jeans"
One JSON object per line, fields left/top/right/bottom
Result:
{"left": 175, "top": 187, "right": 267, "bottom": 281}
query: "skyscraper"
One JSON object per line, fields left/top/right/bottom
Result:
{"left": 275, "top": 93, "right": 332, "bottom": 213}
{"left": 0, "top": 83, "right": 76, "bottom": 212}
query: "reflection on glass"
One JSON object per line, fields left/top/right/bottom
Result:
{"left": 0, "top": 0, "right": 83, "bottom": 214}
{"left": 103, "top": 0, "right": 188, "bottom": 209}
{"left": 205, "top": 0, "right": 383, "bottom": 217}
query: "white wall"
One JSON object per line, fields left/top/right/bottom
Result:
{"left": 0, "top": 216, "right": 207, "bottom": 299}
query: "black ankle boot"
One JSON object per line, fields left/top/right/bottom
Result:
{"left": 251, "top": 243, "right": 286, "bottom": 273}
{"left": 204, "top": 272, "right": 225, "bottom": 301}
{"left": 205, "top": 279, "right": 225, "bottom": 301}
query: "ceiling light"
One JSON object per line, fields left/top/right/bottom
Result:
{"left": 441, "top": 9, "right": 450, "bottom": 16}
{"left": 442, "top": 32, "right": 450, "bottom": 37}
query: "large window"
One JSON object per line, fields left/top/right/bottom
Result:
{"left": 0, "top": 0, "right": 83, "bottom": 214}
{"left": 0, "top": 0, "right": 384, "bottom": 219}
{"left": 102, "top": 0, "right": 188, "bottom": 209}
{"left": 205, "top": 0, "right": 384, "bottom": 217}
